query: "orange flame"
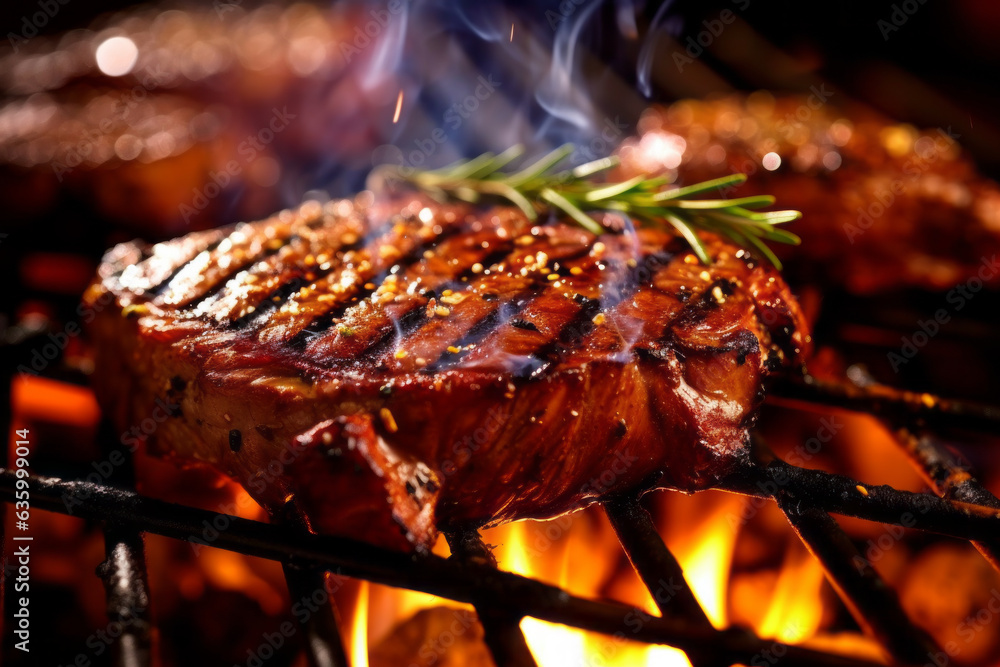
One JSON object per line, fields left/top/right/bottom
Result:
{"left": 756, "top": 542, "right": 826, "bottom": 643}
{"left": 660, "top": 493, "right": 744, "bottom": 629}
{"left": 351, "top": 581, "right": 370, "bottom": 667}
{"left": 361, "top": 490, "right": 879, "bottom": 664}
{"left": 485, "top": 501, "right": 743, "bottom": 667}
{"left": 513, "top": 524, "right": 589, "bottom": 665}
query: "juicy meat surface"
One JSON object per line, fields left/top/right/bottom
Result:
{"left": 617, "top": 93, "right": 1000, "bottom": 294}
{"left": 86, "top": 195, "right": 808, "bottom": 551}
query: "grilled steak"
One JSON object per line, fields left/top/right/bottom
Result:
{"left": 617, "top": 93, "right": 1000, "bottom": 293}
{"left": 86, "top": 195, "right": 809, "bottom": 551}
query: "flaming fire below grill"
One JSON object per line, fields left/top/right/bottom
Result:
{"left": 9, "top": 363, "right": 1000, "bottom": 666}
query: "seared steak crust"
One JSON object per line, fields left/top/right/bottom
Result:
{"left": 86, "top": 195, "right": 808, "bottom": 551}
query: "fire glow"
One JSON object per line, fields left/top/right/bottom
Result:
{"left": 335, "top": 487, "right": 880, "bottom": 666}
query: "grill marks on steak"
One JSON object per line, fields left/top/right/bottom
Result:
{"left": 201, "top": 215, "right": 367, "bottom": 325}
{"left": 304, "top": 222, "right": 519, "bottom": 364}
{"left": 258, "top": 205, "right": 458, "bottom": 347}
{"left": 86, "top": 195, "right": 810, "bottom": 551}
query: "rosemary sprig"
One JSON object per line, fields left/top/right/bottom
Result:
{"left": 368, "top": 144, "right": 801, "bottom": 268}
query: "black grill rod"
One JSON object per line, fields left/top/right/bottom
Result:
{"left": 282, "top": 564, "right": 350, "bottom": 667}
{"left": 279, "top": 506, "right": 351, "bottom": 667}
{"left": 444, "top": 530, "right": 538, "bottom": 667}
{"left": 99, "top": 526, "right": 154, "bottom": 667}
{"left": 793, "top": 365, "right": 1000, "bottom": 570}
{"left": 0, "top": 470, "right": 884, "bottom": 667}
{"left": 777, "top": 501, "right": 939, "bottom": 666}
{"left": 892, "top": 427, "right": 1000, "bottom": 570}
{"left": 751, "top": 438, "right": 941, "bottom": 666}
{"left": 98, "top": 425, "right": 153, "bottom": 667}
{"left": 712, "top": 457, "right": 1000, "bottom": 543}
{"left": 603, "top": 497, "right": 731, "bottom": 667}
{"left": 768, "top": 371, "right": 1000, "bottom": 434}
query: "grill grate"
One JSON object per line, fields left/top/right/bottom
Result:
{"left": 3, "top": 373, "right": 1000, "bottom": 667}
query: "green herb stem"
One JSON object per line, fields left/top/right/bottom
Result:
{"left": 368, "top": 144, "right": 801, "bottom": 268}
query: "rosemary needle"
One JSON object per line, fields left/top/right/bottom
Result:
{"left": 369, "top": 144, "right": 801, "bottom": 268}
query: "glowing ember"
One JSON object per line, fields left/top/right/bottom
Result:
{"left": 510, "top": 23, "right": 515, "bottom": 42}
{"left": 393, "top": 90, "right": 404, "bottom": 124}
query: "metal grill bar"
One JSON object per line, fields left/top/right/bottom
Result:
{"left": 771, "top": 365, "right": 1000, "bottom": 575}
{"left": 770, "top": 373, "right": 1000, "bottom": 434}
{"left": 603, "top": 498, "right": 712, "bottom": 625}
{"left": 750, "top": 436, "right": 942, "bottom": 662}
{"left": 603, "top": 497, "right": 727, "bottom": 667}
{"left": 98, "top": 527, "right": 154, "bottom": 667}
{"left": 776, "top": 498, "right": 939, "bottom": 664}
{"left": 282, "top": 564, "right": 350, "bottom": 667}
{"left": 0, "top": 469, "right": 882, "bottom": 667}
{"left": 445, "top": 530, "right": 538, "bottom": 667}
{"left": 892, "top": 427, "right": 1000, "bottom": 569}
{"left": 97, "top": 428, "right": 152, "bottom": 667}
{"left": 278, "top": 506, "right": 351, "bottom": 667}
{"left": 715, "top": 458, "right": 1000, "bottom": 542}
